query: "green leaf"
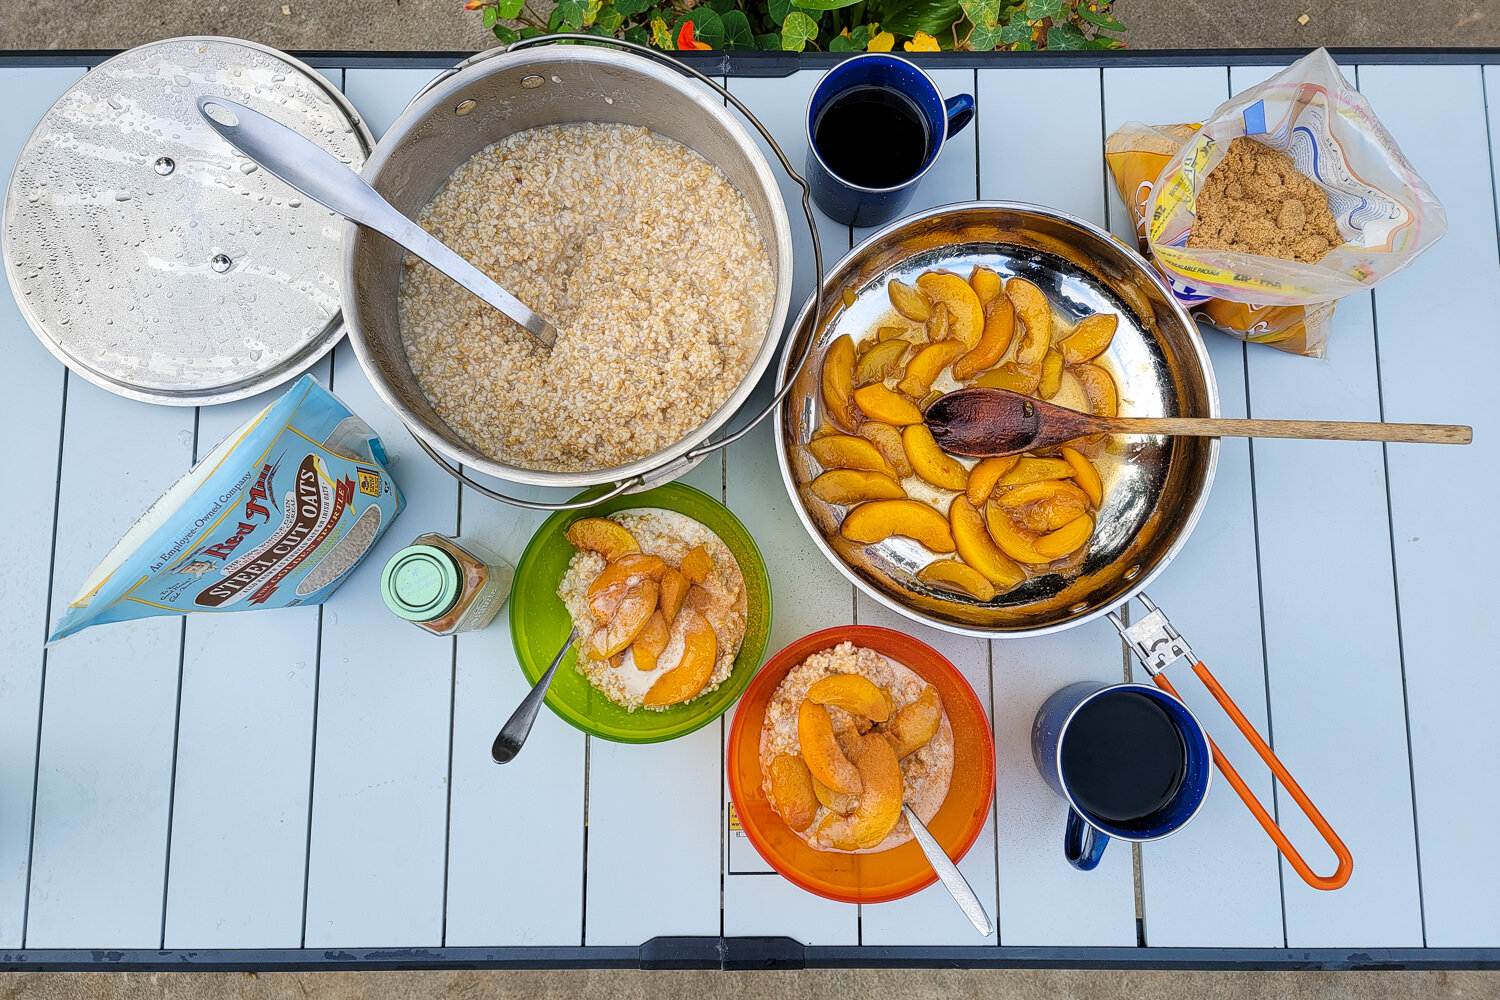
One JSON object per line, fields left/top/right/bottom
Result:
{"left": 769, "top": 0, "right": 795, "bottom": 24}
{"left": 1012, "top": 38, "right": 1034, "bottom": 49}
{"left": 959, "top": 0, "right": 1000, "bottom": 27}
{"left": 720, "top": 9, "right": 755, "bottom": 47}
{"left": 755, "top": 30, "right": 784, "bottom": 47}
{"left": 1023, "top": 0, "right": 1062, "bottom": 19}
{"left": 795, "top": 0, "right": 863, "bottom": 12}
{"left": 678, "top": 8, "right": 725, "bottom": 45}
{"left": 555, "top": 0, "right": 593, "bottom": 26}
{"left": 880, "top": 0, "right": 962, "bottom": 37}
{"left": 781, "top": 10, "right": 818, "bottom": 48}
{"left": 967, "top": 18, "right": 1004, "bottom": 48}
{"left": 492, "top": 22, "right": 519, "bottom": 41}
{"left": 849, "top": 22, "right": 872, "bottom": 45}
{"left": 623, "top": 23, "right": 650, "bottom": 43}
{"left": 482, "top": 4, "right": 499, "bottom": 27}
{"left": 497, "top": 0, "right": 525, "bottom": 16}
{"left": 547, "top": 4, "right": 567, "bottom": 30}
{"left": 999, "top": 18, "right": 1032, "bottom": 41}
{"left": 594, "top": 7, "right": 624, "bottom": 33}
{"left": 828, "top": 31, "right": 854, "bottom": 49}
{"left": 1084, "top": 33, "right": 1125, "bottom": 47}
{"left": 611, "top": 0, "right": 652, "bottom": 15}
{"left": 650, "top": 15, "right": 675, "bottom": 46}
{"left": 1045, "top": 21, "right": 1086, "bottom": 47}
{"left": 1075, "top": 5, "right": 1125, "bottom": 29}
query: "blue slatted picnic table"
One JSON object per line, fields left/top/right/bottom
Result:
{"left": 0, "top": 50, "right": 1495, "bottom": 970}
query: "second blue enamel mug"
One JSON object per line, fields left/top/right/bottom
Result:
{"left": 804, "top": 53, "right": 975, "bottom": 227}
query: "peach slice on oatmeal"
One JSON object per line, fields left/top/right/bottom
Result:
{"left": 896, "top": 340, "right": 965, "bottom": 398}
{"left": 586, "top": 553, "right": 667, "bottom": 619}
{"left": 917, "top": 271, "right": 985, "bottom": 349}
{"left": 809, "top": 433, "right": 897, "bottom": 478}
{"left": 853, "top": 383, "right": 925, "bottom": 426}
{"left": 642, "top": 610, "right": 718, "bottom": 707}
{"left": 964, "top": 455, "right": 1019, "bottom": 507}
{"left": 840, "top": 499, "right": 957, "bottom": 553}
{"left": 811, "top": 773, "right": 857, "bottom": 816}
{"left": 587, "top": 578, "right": 660, "bottom": 659}
{"left": 882, "top": 685, "right": 943, "bottom": 760}
{"left": 916, "top": 559, "right": 997, "bottom": 601}
{"left": 949, "top": 496, "right": 1026, "bottom": 589}
{"left": 811, "top": 469, "right": 907, "bottom": 505}
{"left": 1059, "top": 312, "right": 1118, "bottom": 365}
{"left": 564, "top": 517, "right": 640, "bottom": 561}
{"left": 658, "top": 567, "right": 689, "bottom": 623}
{"left": 817, "top": 734, "right": 906, "bottom": 850}
{"left": 632, "top": 611, "right": 670, "bottom": 671}
{"left": 807, "top": 674, "right": 892, "bottom": 723}
{"left": 1061, "top": 446, "right": 1104, "bottom": 506}
{"left": 1006, "top": 276, "right": 1054, "bottom": 367}
{"left": 822, "top": 334, "right": 861, "bottom": 431}
{"left": 680, "top": 544, "right": 713, "bottom": 584}
{"left": 767, "top": 754, "right": 820, "bottom": 832}
{"left": 857, "top": 421, "right": 915, "bottom": 478}
{"left": 798, "top": 700, "right": 864, "bottom": 795}
{"left": 969, "top": 265, "right": 1003, "bottom": 308}
{"left": 902, "top": 424, "right": 970, "bottom": 492}
{"left": 887, "top": 278, "right": 931, "bottom": 322}
{"left": 952, "top": 292, "right": 1015, "bottom": 381}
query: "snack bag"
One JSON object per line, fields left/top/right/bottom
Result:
{"left": 49, "top": 375, "right": 403, "bottom": 641}
{"left": 1106, "top": 48, "right": 1446, "bottom": 357}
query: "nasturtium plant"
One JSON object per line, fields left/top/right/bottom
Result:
{"left": 468, "top": 0, "right": 1123, "bottom": 53}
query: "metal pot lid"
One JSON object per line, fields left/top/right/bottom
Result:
{"left": 2, "top": 37, "right": 373, "bottom": 405}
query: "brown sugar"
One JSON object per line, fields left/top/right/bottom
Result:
{"left": 1187, "top": 137, "right": 1345, "bottom": 263}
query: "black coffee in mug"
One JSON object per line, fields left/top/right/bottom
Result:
{"left": 1060, "top": 689, "right": 1187, "bottom": 824}
{"left": 812, "top": 84, "right": 930, "bottom": 189}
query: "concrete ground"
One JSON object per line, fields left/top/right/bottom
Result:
{"left": 1, "top": 2, "right": 1497, "bottom": 998}
{"left": 0, "top": 0, "right": 1496, "bottom": 50}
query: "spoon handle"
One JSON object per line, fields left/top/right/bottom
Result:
{"left": 492, "top": 630, "right": 577, "bottom": 764}
{"left": 1097, "top": 415, "right": 1471, "bottom": 446}
{"left": 902, "top": 804, "right": 994, "bottom": 937}
{"left": 194, "top": 96, "right": 556, "bottom": 347}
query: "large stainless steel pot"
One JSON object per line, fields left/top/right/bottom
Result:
{"left": 775, "top": 202, "right": 1220, "bottom": 637}
{"left": 344, "top": 37, "right": 821, "bottom": 510}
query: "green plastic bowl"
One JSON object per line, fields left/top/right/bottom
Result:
{"left": 509, "top": 482, "right": 772, "bottom": 743}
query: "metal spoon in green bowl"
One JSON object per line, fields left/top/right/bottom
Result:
{"left": 492, "top": 630, "right": 576, "bottom": 764}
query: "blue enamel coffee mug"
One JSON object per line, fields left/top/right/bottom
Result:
{"left": 804, "top": 53, "right": 975, "bottom": 227}
{"left": 1031, "top": 682, "right": 1213, "bottom": 871}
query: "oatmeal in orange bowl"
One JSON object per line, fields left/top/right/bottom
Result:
{"left": 727, "top": 626, "right": 995, "bottom": 904}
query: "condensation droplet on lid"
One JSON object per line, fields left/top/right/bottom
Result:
{"left": 288, "top": 197, "right": 302, "bottom": 208}
{"left": 211, "top": 253, "right": 232, "bottom": 273}
{"left": 239, "top": 162, "right": 258, "bottom": 175}
{"left": 174, "top": 74, "right": 191, "bottom": 87}
{"left": 114, "top": 192, "right": 131, "bottom": 201}
{"left": 154, "top": 156, "right": 175, "bottom": 175}
{"left": 106, "top": 96, "right": 123, "bottom": 110}
{"left": 550, "top": 75, "right": 561, "bottom": 83}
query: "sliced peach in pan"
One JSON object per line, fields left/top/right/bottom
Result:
{"left": 811, "top": 469, "right": 906, "bottom": 505}
{"left": 766, "top": 754, "right": 820, "bottom": 832}
{"left": 853, "top": 383, "right": 924, "bottom": 425}
{"left": 1059, "top": 312, "right": 1119, "bottom": 365}
{"left": 807, "top": 674, "right": 892, "bottom": 723}
{"left": 840, "top": 499, "right": 956, "bottom": 553}
{"left": 680, "top": 544, "right": 713, "bottom": 584}
{"left": 632, "top": 611, "right": 670, "bottom": 671}
{"left": 877, "top": 324, "right": 917, "bottom": 342}
{"left": 902, "top": 424, "right": 970, "bottom": 492}
{"left": 1073, "top": 362, "right": 1119, "bottom": 418}
{"left": 811, "top": 773, "right": 857, "bottom": 816}
{"left": 854, "top": 338, "right": 909, "bottom": 386}
{"left": 564, "top": 517, "right": 639, "bottom": 561}
{"left": 1013, "top": 493, "right": 1089, "bottom": 533}
{"left": 973, "top": 361, "right": 1040, "bottom": 395}
{"left": 1006, "top": 276, "right": 1053, "bottom": 366}
{"left": 896, "top": 340, "right": 965, "bottom": 398}
{"left": 917, "top": 558, "right": 997, "bottom": 601}
{"left": 1061, "top": 446, "right": 1104, "bottom": 506}
{"left": 926, "top": 302, "right": 950, "bottom": 342}
{"left": 984, "top": 505, "right": 1052, "bottom": 564}
{"left": 997, "top": 457, "right": 1073, "bottom": 487}
{"left": 994, "top": 478, "right": 1091, "bottom": 510}
{"left": 952, "top": 293, "right": 1015, "bottom": 380}
{"left": 642, "top": 610, "right": 718, "bottom": 707}
{"left": 883, "top": 685, "right": 943, "bottom": 759}
{"left": 658, "top": 567, "right": 689, "bottom": 623}
{"left": 1039, "top": 349, "right": 1064, "bottom": 399}
{"left": 587, "top": 578, "right": 660, "bottom": 659}
{"left": 1033, "top": 514, "right": 1094, "bottom": 560}
{"left": 969, "top": 265, "right": 1003, "bottom": 308}
{"left": 918, "top": 271, "right": 985, "bottom": 348}
{"left": 821, "top": 334, "right": 861, "bottom": 431}
{"left": 949, "top": 496, "right": 1027, "bottom": 588}
{"left": 857, "top": 421, "right": 914, "bottom": 478}
{"left": 965, "top": 455, "right": 1020, "bottom": 506}
{"left": 798, "top": 699, "right": 864, "bottom": 795}
{"left": 887, "top": 278, "right": 931, "bottom": 322}
{"left": 809, "top": 433, "right": 896, "bottom": 477}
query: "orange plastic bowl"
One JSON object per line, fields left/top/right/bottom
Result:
{"left": 726, "top": 625, "right": 996, "bottom": 904}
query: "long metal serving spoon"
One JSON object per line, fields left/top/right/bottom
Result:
{"left": 903, "top": 803, "right": 994, "bottom": 936}
{"left": 195, "top": 96, "right": 558, "bottom": 348}
{"left": 492, "top": 630, "right": 576, "bottom": 764}
{"left": 926, "top": 386, "right": 1472, "bottom": 458}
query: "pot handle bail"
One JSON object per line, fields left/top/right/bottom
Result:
{"left": 411, "top": 434, "right": 644, "bottom": 511}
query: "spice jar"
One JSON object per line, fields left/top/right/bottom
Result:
{"left": 381, "top": 533, "right": 513, "bottom": 635}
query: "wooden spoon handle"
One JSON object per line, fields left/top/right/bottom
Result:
{"left": 1097, "top": 416, "right": 1472, "bottom": 446}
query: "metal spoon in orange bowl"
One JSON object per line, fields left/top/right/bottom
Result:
{"left": 925, "top": 386, "right": 1472, "bottom": 458}
{"left": 903, "top": 803, "right": 994, "bottom": 936}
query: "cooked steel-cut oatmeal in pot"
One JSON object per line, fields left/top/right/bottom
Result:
{"left": 759, "top": 642, "right": 954, "bottom": 853}
{"left": 398, "top": 122, "right": 777, "bottom": 473}
{"left": 558, "top": 509, "right": 747, "bottom": 711}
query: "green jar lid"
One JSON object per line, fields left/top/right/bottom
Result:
{"left": 381, "top": 544, "right": 461, "bottom": 622}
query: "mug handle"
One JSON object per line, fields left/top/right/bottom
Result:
{"left": 1064, "top": 808, "right": 1109, "bottom": 871}
{"left": 944, "top": 94, "right": 976, "bottom": 136}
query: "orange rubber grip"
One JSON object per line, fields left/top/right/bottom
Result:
{"left": 1152, "top": 662, "right": 1354, "bottom": 891}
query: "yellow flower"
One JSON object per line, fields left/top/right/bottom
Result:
{"left": 904, "top": 30, "right": 940, "bottom": 51}
{"left": 867, "top": 29, "right": 895, "bottom": 51}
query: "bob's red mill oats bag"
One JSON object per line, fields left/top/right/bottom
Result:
{"left": 49, "top": 375, "right": 403, "bottom": 641}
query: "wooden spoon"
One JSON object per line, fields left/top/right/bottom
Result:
{"left": 925, "top": 387, "right": 1473, "bottom": 458}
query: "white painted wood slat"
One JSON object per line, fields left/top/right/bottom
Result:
{"left": 0, "top": 66, "right": 84, "bottom": 950}
{"left": 1362, "top": 63, "right": 1500, "bottom": 948}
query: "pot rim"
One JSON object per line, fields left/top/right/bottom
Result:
{"left": 341, "top": 43, "right": 796, "bottom": 491}
{"left": 772, "top": 200, "right": 1221, "bottom": 639}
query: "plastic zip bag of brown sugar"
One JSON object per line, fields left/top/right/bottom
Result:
{"left": 1105, "top": 48, "right": 1446, "bottom": 358}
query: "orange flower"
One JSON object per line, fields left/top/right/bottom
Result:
{"left": 463, "top": 1, "right": 486, "bottom": 9}
{"left": 677, "top": 20, "right": 713, "bottom": 49}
